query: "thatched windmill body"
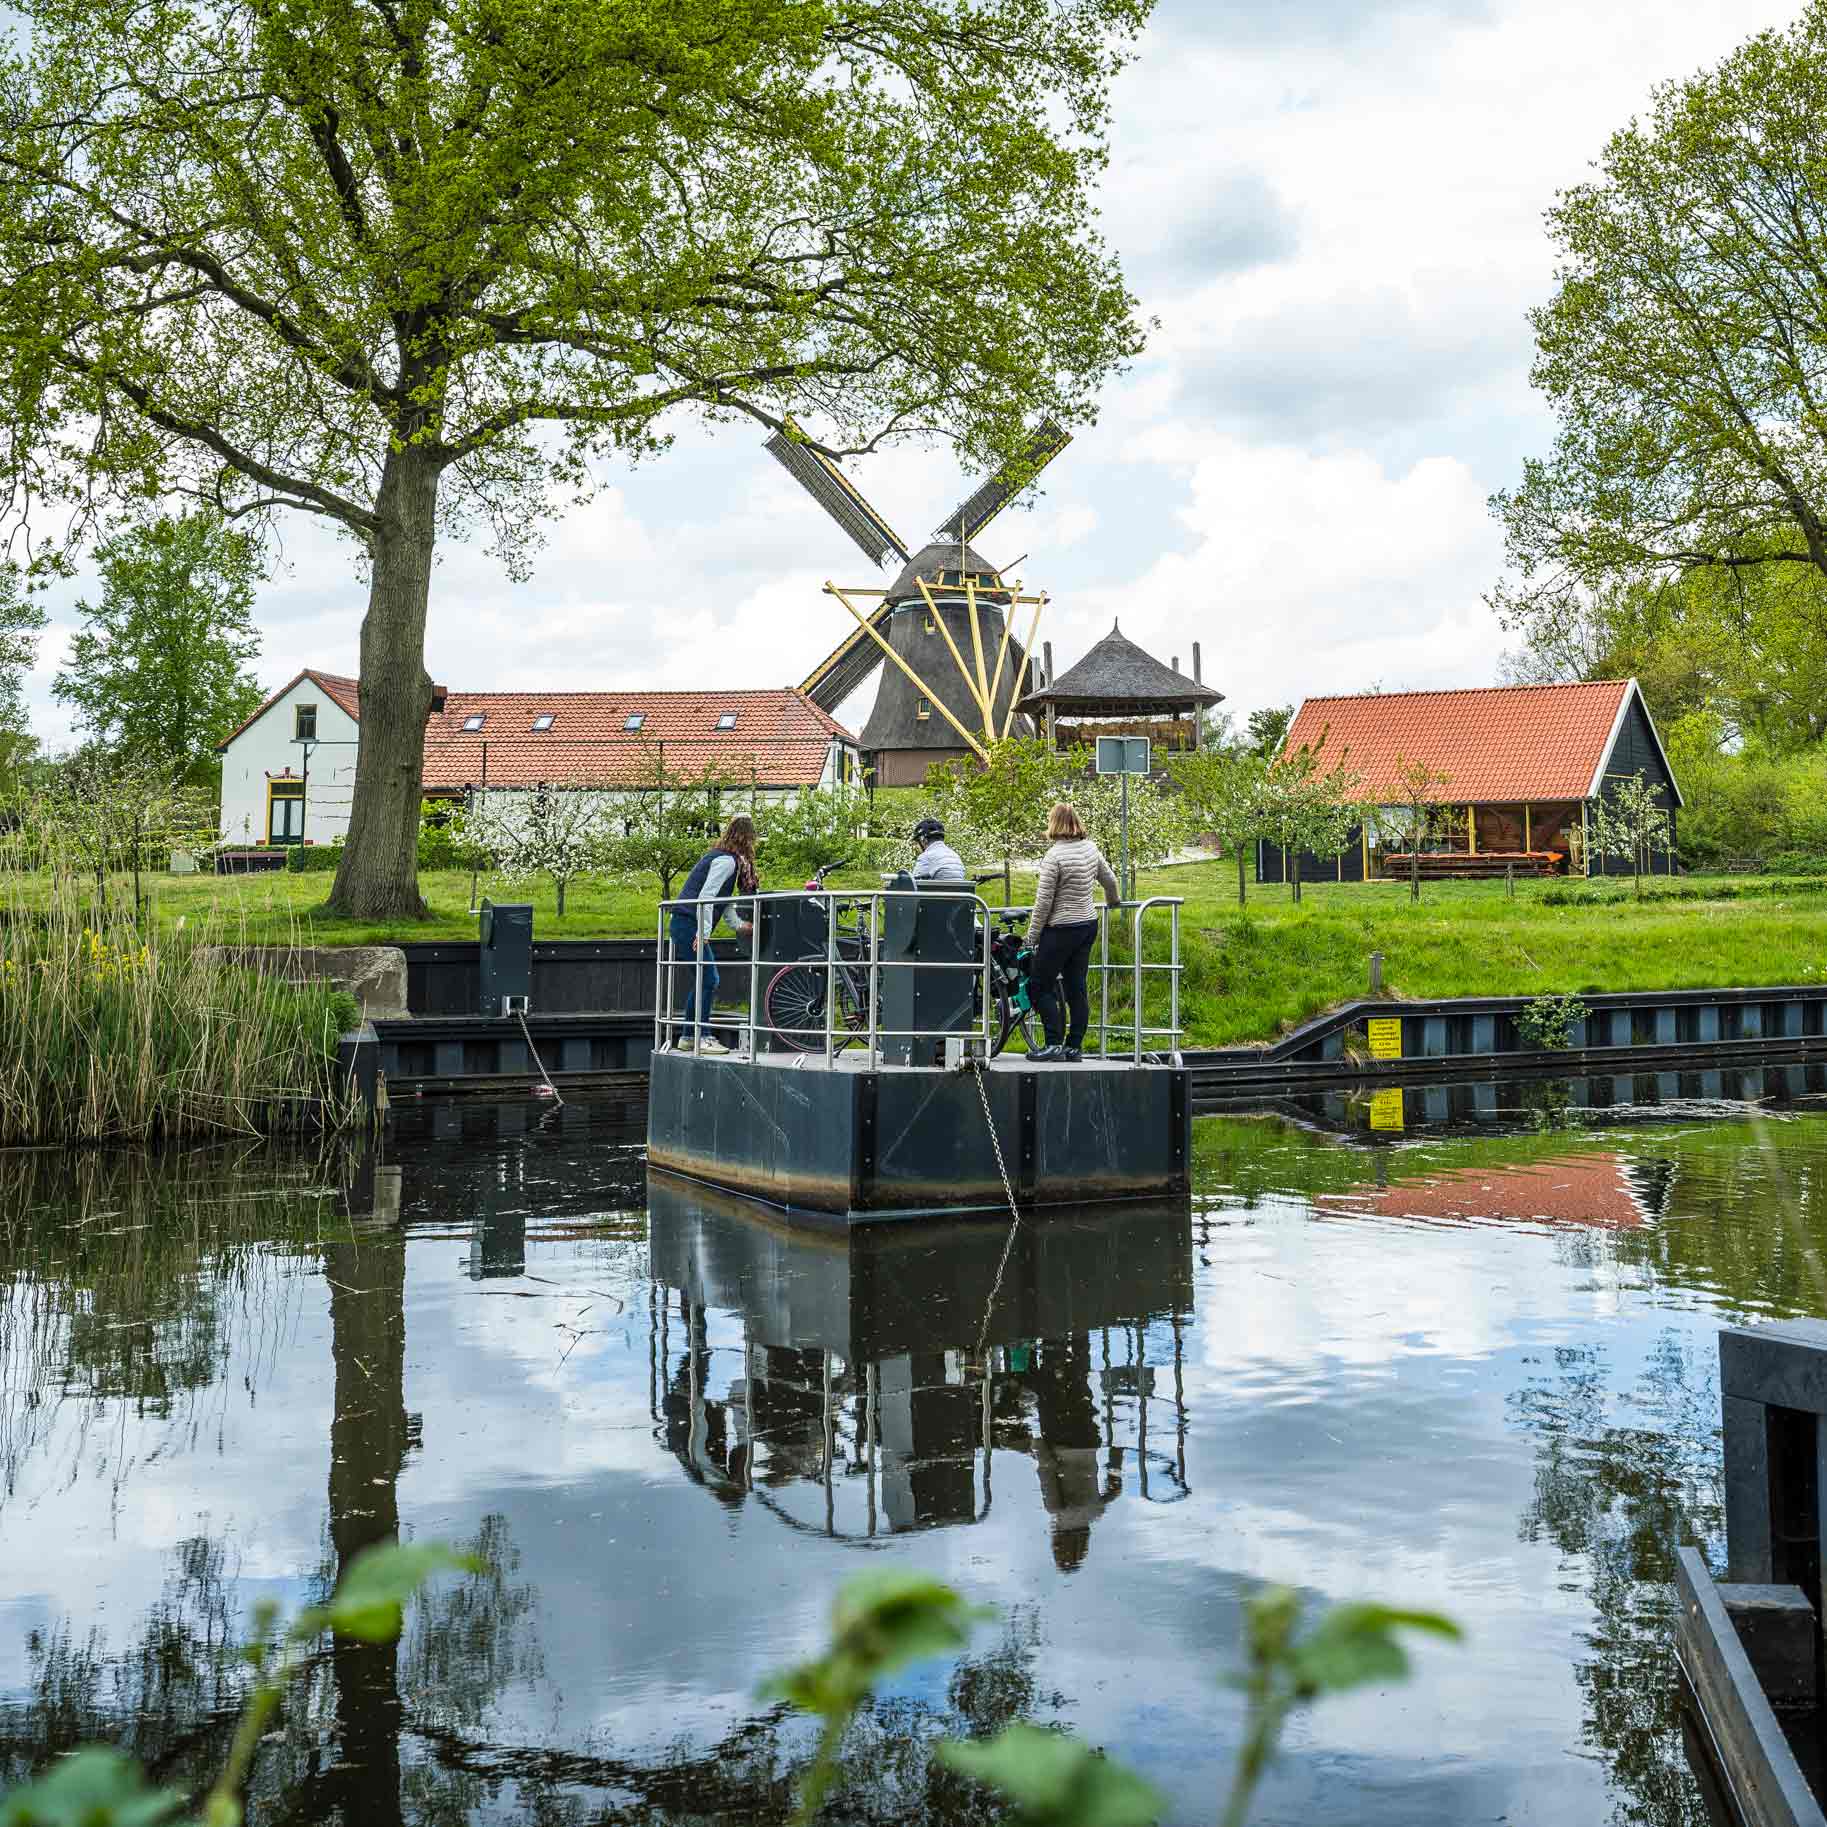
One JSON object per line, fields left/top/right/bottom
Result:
{"left": 769, "top": 422, "right": 1068, "bottom": 787}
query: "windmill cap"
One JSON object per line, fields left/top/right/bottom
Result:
{"left": 885, "top": 540, "right": 1010, "bottom": 604}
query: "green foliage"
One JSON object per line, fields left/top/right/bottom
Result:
{"left": 295, "top": 1541, "right": 476, "bottom": 1644}
{"left": 926, "top": 739, "right": 1082, "bottom": 891}
{"left": 1245, "top": 706, "right": 1292, "bottom": 759}
{"left": 1076, "top": 770, "right": 1186, "bottom": 896}
{"left": 1516, "top": 992, "right": 1589, "bottom": 1050}
{"left": 762, "top": 1566, "right": 1454, "bottom": 1827}
{"left": 0, "top": 564, "right": 46, "bottom": 792}
{"left": 0, "top": 877, "right": 361, "bottom": 1144}
{"left": 767, "top": 1571, "right": 991, "bottom": 1826}
{"left": 1383, "top": 755, "right": 1454, "bottom": 903}
{"left": 1167, "top": 746, "right": 1266, "bottom": 907}
{"left": 1587, "top": 771, "right": 1673, "bottom": 895}
{"left": 52, "top": 515, "right": 263, "bottom": 783}
{"left": 416, "top": 800, "right": 485, "bottom": 871}
{"left": 603, "top": 751, "right": 739, "bottom": 900}
{"left": 939, "top": 1727, "right": 1164, "bottom": 1827}
{"left": 1256, "top": 738, "right": 1361, "bottom": 904}
{"left": 0, "top": 0, "right": 1152, "bottom": 914}
{"left": 1219, "top": 1587, "right": 1460, "bottom": 1827}
{"left": 284, "top": 841, "right": 343, "bottom": 874}
{"left": 755, "top": 789, "right": 895, "bottom": 883}
{"left": 1493, "top": 5, "right": 1827, "bottom": 687}
{"left": 0, "top": 1747, "right": 185, "bottom": 1827}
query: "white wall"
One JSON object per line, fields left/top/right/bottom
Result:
{"left": 217, "top": 678, "right": 360, "bottom": 847}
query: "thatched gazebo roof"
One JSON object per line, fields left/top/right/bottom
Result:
{"left": 1018, "top": 621, "right": 1223, "bottom": 717}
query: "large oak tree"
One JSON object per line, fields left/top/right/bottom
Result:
{"left": 1493, "top": 3, "right": 1827, "bottom": 688}
{"left": 0, "top": 0, "right": 1149, "bottom": 916}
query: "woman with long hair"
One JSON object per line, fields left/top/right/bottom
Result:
{"left": 669, "top": 814, "right": 758, "bottom": 1055}
{"left": 1023, "top": 802, "right": 1120, "bottom": 1062}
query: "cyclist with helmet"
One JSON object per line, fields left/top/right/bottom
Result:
{"left": 910, "top": 816, "right": 966, "bottom": 886}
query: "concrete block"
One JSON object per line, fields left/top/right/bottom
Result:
{"left": 1720, "top": 1583, "right": 1818, "bottom": 1707}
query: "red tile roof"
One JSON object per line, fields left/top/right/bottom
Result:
{"left": 420, "top": 689, "right": 855, "bottom": 791}
{"left": 1283, "top": 679, "right": 1638, "bottom": 804}
{"left": 215, "top": 669, "right": 360, "bottom": 750}
{"left": 1317, "top": 1149, "right": 1646, "bottom": 1230}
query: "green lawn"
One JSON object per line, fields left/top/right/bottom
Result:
{"left": 17, "top": 861, "right": 1827, "bottom": 1049}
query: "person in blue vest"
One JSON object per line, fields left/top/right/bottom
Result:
{"left": 671, "top": 815, "right": 757, "bottom": 1055}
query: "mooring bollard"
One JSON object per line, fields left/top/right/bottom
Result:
{"left": 1368, "top": 950, "right": 1383, "bottom": 993}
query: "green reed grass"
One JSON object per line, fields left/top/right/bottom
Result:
{"left": 0, "top": 879, "right": 361, "bottom": 1145}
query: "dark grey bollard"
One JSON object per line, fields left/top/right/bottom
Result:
{"left": 1719, "top": 1584, "right": 1818, "bottom": 1707}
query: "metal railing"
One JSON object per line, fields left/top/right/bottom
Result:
{"left": 653, "top": 887, "right": 1183, "bottom": 1066}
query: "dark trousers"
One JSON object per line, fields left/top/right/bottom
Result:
{"left": 1029, "top": 920, "right": 1097, "bottom": 1048}
{"left": 669, "top": 914, "right": 718, "bottom": 1024}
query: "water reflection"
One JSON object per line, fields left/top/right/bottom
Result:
{"left": 646, "top": 1179, "right": 1192, "bottom": 1555}
{"left": 11, "top": 1091, "right": 1827, "bottom": 1822}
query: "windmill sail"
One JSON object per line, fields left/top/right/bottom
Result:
{"left": 765, "top": 428, "right": 909, "bottom": 568}
{"left": 932, "top": 419, "right": 1071, "bottom": 544}
{"left": 800, "top": 609, "right": 894, "bottom": 712}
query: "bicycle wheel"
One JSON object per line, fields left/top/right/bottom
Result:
{"left": 765, "top": 960, "right": 867, "bottom": 1052}
{"left": 992, "top": 997, "right": 1043, "bottom": 1058}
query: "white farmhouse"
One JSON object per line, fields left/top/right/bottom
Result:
{"left": 216, "top": 674, "right": 860, "bottom": 851}
{"left": 217, "top": 669, "right": 361, "bottom": 848}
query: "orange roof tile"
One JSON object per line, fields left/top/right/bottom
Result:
{"left": 420, "top": 689, "right": 855, "bottom": 791}
{"left": 1283, "top": 679, "right": 1638, "bottom": 804}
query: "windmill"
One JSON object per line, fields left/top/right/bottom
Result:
{"left": 767, "top": 420, "right": 1070, "bottom": 787}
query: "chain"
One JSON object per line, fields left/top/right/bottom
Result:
{"left": 968, "top": 1055, "right": 1022, "bottom": 1360}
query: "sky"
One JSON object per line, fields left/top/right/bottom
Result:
{"left": 15, "top": 0, "right": 1804, "bottom": 749}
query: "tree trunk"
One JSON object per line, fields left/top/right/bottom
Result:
{"left": 1003, "top": 856, "right": 1012, "bottom": 904}
{"left": 556, "top": 876, "right": 567, "bottom": 917}
{"left": 1411, "top": 847, "right": 1420, "bottom": 902}
{"left": 1236, "top": 843, "right": 1246, "bottom": 908}
{"left": 324, "top": 447, "right": 441, "bottom": 919}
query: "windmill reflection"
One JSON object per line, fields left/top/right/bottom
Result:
{"left": 646, "top": 1177, "right": 1193, "bottom": 1563}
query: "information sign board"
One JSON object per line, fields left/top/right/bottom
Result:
{"left": 1366, "top": 1016, "right": 1403, "bottom": 1061}
{"left": 1096, "top": 735, "right": 1151, "bottom": 776}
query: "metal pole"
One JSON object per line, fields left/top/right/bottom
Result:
{"left": 824, "top": 888, "right": 836, "bottom": 1064}
{"left": 654, "top": 903, "right": 666, "bottom": 1052}
{"left": 747, "top": 889, "right": 760, "bottom": 1056}
{"left": 1120, "top": 768, "right": 1131, "bottom": 902}
{"left": 1132, "top": 902, "right": 1144, "bottom": 1060}
{"left": 866, "top": 894, "right": 880, "bottom": 1063}
{"left": 1098, "top": 906, "right": 1110, "bottom": 1058}
{"left": 692, "top": 897, "right": 706, "bottom": 1050}
{"left": 1170, "top": 903, "right": 1181, "bottom": 1058}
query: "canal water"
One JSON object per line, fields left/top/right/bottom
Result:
{"left": 3, "top": 1071, "right": 1824, "bottom": 1825}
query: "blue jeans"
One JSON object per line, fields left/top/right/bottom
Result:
{"left": 670, "top": 914, "right": 718, "bottom": 1026}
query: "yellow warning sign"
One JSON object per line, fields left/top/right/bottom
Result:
{"left": 1367, "top": 1088, "right": 1405, "bottom": 1132}
{"left": 1366, "top": 1017, "right": 1403, "bottom": 1061}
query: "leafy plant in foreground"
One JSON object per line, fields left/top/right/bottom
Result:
{"left": 766, "top": 1569, "right": 1459, "bottom": 1827}
{"left": 1218, "top": 1588, "right": 1462, "bottom": 1827}
{"left": 0, "top": 1541, "right": 473, "bottom": 1827}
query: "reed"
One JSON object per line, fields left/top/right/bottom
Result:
{"left": 0, "top": 879, "right": 361, "bottom": 1145}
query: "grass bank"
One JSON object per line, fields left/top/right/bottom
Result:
{"left": 0, "top": 890, "right": 361, "bottom": 1145}
{"left": 13, "top": 863, "right": 1827, "bottom": 1050}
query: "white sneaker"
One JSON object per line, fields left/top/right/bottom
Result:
{"left": 671, "top": 1037, "right": 695, "bottom": 1053}
{"left": 695, "top": 1035, "right": 730, "bottom": 1056}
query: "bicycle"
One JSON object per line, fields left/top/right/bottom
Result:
{"left": 762, "top": 866, "right": 1041, "bottom": 1057}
